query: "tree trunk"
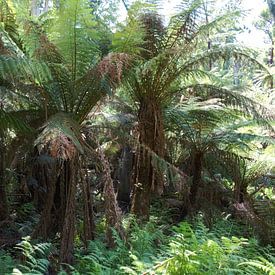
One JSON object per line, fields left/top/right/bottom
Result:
{"left": 32, "top": 157, "right": 57, "bottom": 239}
{"left": 131, "top": 97, "right": 165, "bottom": 220}
{"left": 234, "top": 181, "right": 248, "bottom": 203}
{"left": 270, "top": 40, "right": 274, "bottom": 65}
{"left": 60, "top": 158, "right": 78, "bottom": 265}
{"left": 32, "top": 154, "right": 79, "bottom": 265}
{"left": 31, "top": 0, "right": 40, "bottom": 16}
{"left": 116, "top": 146, "right": 133, "bottom": 205}
{"left": 98, "top": 146, "right": 125, "bottom": 248}
{"left": 44, "top": 0, "right": 50, "bottom": 12}
{"left": 189, "top": 151, "right": 203, "bottom": 205}
{"left": 0, "top": 133, "right": 8, "bottom": 221}
{"left": 81, "top": 168, "right": 95, "bottom": 246}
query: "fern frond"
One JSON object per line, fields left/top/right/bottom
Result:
{"left": 183, "top": 83, "right": 274, "bottom": 127}
{"left": 35, "top": 112, "right": 84, "bottom": 159}
{"left": 0, "top": 109, "right": 31, "bottom": 133}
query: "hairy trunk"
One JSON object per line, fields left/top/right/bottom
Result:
{"left": 234, "top": 181, "right": 248, "bottom": 203}
{"left": 270, "top": 40, "right": 274, "bottom": 89}
{"left": 189, "top": 151, "right": 203, "bottom": 205}
{"left": 98, "top": 147, "right": 125, "bottom": 248}
{"left": 116, "top": 146, "right": 133, "bottom": 205}
{"left": 81, "top": 167, "right": 95, "bottom": 246}
{"left": 131, "top": 98, "right": 165, "bottom": 220}
{"left": 60, "top": 159, "right": 78, "bottom": 264}
{"left": 32, "top": 155, "right": 79, "bottom": 265}
{"left": 271, "top": 40, "right": 274, "bottom": 65}
{"left": 0, "top": 133, "right": 8, "bottom": 221}
{"left": 32, "top": 157, "right": 57, "bottom": 238}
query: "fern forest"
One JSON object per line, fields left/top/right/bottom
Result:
{"left": 0, "top": 0, "right": 275, "bottom": 274}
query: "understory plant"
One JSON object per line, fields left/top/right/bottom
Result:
{"left": 70, "top": 216, "right": 275, "bottom": 275}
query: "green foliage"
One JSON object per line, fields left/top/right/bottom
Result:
{"left": 12, "top": 237, "right": 51, "bottom": 275}
{"left": 49, "top": 0, "right": 101, "bottom": 77}
{"left": 0, "top": 250, "right": 15, "bottom": 274}
{"left": 112, "top": 1, "right": 152, "bottom": 55}
{"left": 69, "top": 216, "right": 275, "bottom": 275}
{"left": 240, "top": 257, "right": 275, "bottom": 274}
{"left": 73, "top": 217, "right": 167, "bottom": 274}
{"left": 146, "top": 219, "right": 275, "bottom": 274}
{"left": 0, "top": 1, "right": 275, "bottom": 275}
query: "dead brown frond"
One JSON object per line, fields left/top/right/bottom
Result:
{"left": 97, "top": 143, "right": 125, "bottom": 247}
{"left": 98, "top": 53, "right": 131, "bottom": 86}
{"left": 47, "top": 133, "right": 77, "bottom": 160}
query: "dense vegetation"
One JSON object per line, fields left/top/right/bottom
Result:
{"left": 0, "top": 0, "right": 274, "bottom": 274}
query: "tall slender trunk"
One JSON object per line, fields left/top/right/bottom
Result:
{"left": 131, "top": 97, "right": 165, "bottom": 220}
{"left": 203, "top": 1, "right": 212, "bottom": 70}
{"left": 116, "top": 146, "right": 133, "bottom": 205}
{"left": 81, "top": 167, "right": 95, "bottom": 246}
{"left": 44, "top": 0, "right": 50, "bottom": 12}
{"left": 233, "top": 58, "right": 241, "bottom": 86}
{"left": 189, "top": 151, "right": 203, "bottom": 205}
{"left": 60, "top": 159, "right": 78, "bottom": 265}
{"left": 270, "top": 40, "right": 274, "bottom": 65}
{"left": 96, "top": 143, "right": 125, "bottom": 247}
{"left": 31, "top": 0, "right": 39, "bottom": 16}
{"left": 270, "top": 40, "right": 274, "bottom": 90}
{"left": 0, "top": 132, "right": 8, "bottom": 221}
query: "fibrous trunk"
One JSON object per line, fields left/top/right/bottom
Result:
{"left": 131, "top": 97, "right": 165, "bottom": 220}
{"left": 32, "top": 156, "right": 57, "bottom": 238}
{"left": 234, "top": 181, "right": 248, "bottom": 203}
{"left": 81, "top": 166, "right": 95, "bottom": 246}
{"left": 60, "top": 159, "right": 78, "bottom": 264}
{"left": 116, "top": 146, "right": 133, "bottom": 205}
{"left": 0, "top": 133, "right": 8, "bottom": 221}
{"left": 32, "top": 155, "right": 81, "bottom": 265}
{"left": 189, "top": 151, "right": 203, "bottom": 205}
{"left": 98, "top": 147, "right": 125, "bottom": 248}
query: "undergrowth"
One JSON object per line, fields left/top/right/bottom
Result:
{"left": 1, "top": 215, "right": 275, "bottom": 274}
{"left": 71, "top": 215, "right": 275, "bottom": 275}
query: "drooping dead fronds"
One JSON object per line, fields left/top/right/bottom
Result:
{"left": 98, "top": 53, "right": 131, "bottom": 86}
{"left": 97, "top": 143, "right": 125, "bottom": 247}
{"left": 35, "top": 112, "right": 84, "bottom": 160}
{"left": 45, "top": 133, "right": 77, "bottom": 160}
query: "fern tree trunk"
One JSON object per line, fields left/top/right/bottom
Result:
{"left": 32, "top": 155, "right": 57, "bottom": 238}
{"left": 99, "top": 149, "right": 125, "bottom": 247}
{"left": 81, "top": 167, "right": 95, "bottom": 246}
{"left": 60, "top": 158, "right": 78, "bottom": 265}
{"left": 189, "top": 151, "right": 203, "bottom": 205}
{"left": 0, "top": 132, "right": 8, "bottom": 221}
{"left": 234, "top": 181, "right": 248, "bottom": 203}
{"left": 131, "top": 97, "right": 165, "bottom": 220}
{"left": 32, "top": 154, "right": 82, "bottom": 265}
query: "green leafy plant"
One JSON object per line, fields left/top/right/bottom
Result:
{"left": 0, "top": 250, "right": 15, "bottom": 274}
{"left": 12, "top": 237, "right": 51, "bottom": 275}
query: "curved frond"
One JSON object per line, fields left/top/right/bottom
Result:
{"left": 35, "top": 112, "right": 84, "bottom": 160}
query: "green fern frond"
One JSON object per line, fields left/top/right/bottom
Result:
{"left": 184, "top": 83, "right": 274, "bottom": 127}
{"left": 0, "top": 109, "right": 32, "bottom": 133}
